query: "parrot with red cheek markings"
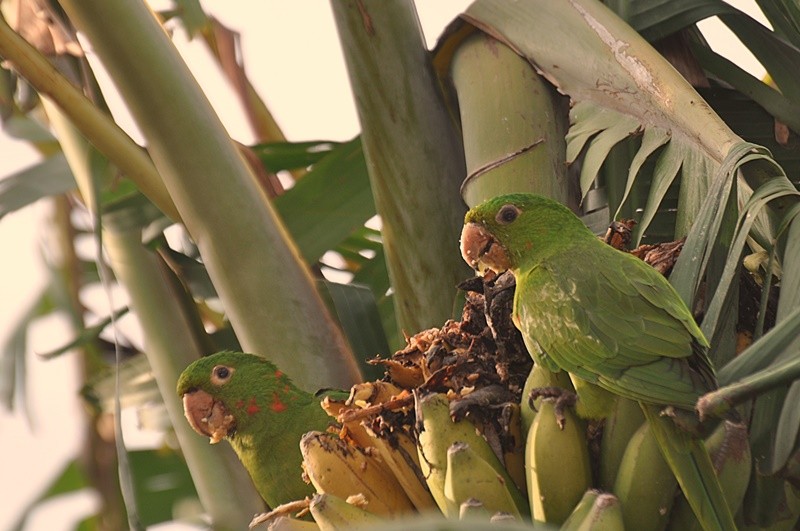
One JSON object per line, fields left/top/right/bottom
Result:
{"left": 177, "top": 351, "right": 337, "bottom": 507}
{"left": 460, "top": 193, "right": 735, "bottom": 531}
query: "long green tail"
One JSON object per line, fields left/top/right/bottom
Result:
{"left": 640, "top": 403, "right": 736, "bottom": 531}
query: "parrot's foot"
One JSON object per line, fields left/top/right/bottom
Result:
{"left": 528, "top": 387, "right": 577, "bottom": 429}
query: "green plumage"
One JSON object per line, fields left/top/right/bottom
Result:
{"left": 462, "top": 194, "right": 735, "bottom": 531}
{"left": 177, "top": 351, "right": 333, "bottom": 508}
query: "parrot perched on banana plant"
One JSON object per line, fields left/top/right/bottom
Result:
{"left": 460, "top": 193, "right": 735, "bottom": 531}
{"left": 177, "top": 351, "right": 335, "bottom": 508}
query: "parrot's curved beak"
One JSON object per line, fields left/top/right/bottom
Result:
{"left": 182, "top": 389, "right": 235, "bottom": 444}
{"left": 460, "top": 222, "right": 511, "bottom": 273}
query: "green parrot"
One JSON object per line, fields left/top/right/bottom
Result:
{"left": 460, "top": 193, "right": 735, "bottom": 531}
{"left": 176, "top": 351, "right": 334, "bottom": 508}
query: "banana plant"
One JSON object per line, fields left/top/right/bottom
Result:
{"left": 2, "top": 0, "right": 800, "bottom": 529}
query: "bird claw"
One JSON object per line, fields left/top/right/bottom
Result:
{"left": 528, "top": 386, "right": 577, "bottom": 430}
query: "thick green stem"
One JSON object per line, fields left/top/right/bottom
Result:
{"left": 56, "top": 0, "right": 360, "bottom": 390}
{"left": 451, "top": 31, "right": 572, "bottom": 208}
{"left": 46, "top": 102, "right": 263, "bottom": 529}
{"left": 0, "top": 13, "right": 179, "bottom": 221}
{"left": 331, "top": 0, "right": 471, "bottom": 333}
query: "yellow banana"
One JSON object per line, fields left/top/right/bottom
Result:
{"left": 364, "top": 423, "right": 438, "bottom": 511}
{"left": 320, "top": 396, "right": 375, "bottom": 449}
{"left": 415, "top": 392, "right": 529, "bottom": 519}
{"left": 521, "top": 364, "right": 574, "bottom": 434}
{"left": 299, "top": 431, "right": 415, "bottom": 517}
{"left": 599, "top": 397, "right": 645, "bottom": 490}
{"left": 444, "top": 441, "right": 526, "bottom": 519}
{"left": 347, "top": 381, "right": 405, "bottom": 407}
{"left": 526, "top": 399, "right": 591, "bottom": 525}
{"left": 613, "top": 423, "right": 677, "bottom": 531}
{"left": 308, "top": 493, "right": 382, "bottom": 531}
{"left": 666, "top": 420, "right": 752, "bottom": 530}
{"left": 561, "top": 490, "right": 625, "bottom": 531}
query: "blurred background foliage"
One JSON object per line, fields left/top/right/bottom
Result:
{"left": 0, "top": 0, "right": 799, "bottom": 529}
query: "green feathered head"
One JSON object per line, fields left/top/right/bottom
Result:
{"left": 177, "top": 351, "right": 302, "bottom": 443}
{"left": 461, "top": 193, "right": 589, "bottom": 273}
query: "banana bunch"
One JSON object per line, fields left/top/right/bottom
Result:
{"left": 561, "top": 490, "right": 624, "bottom": 531}
{"left": 415, "top": 391, "right": 530, "bottom": 520}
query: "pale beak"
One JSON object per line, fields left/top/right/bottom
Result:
{"left": 182, "top": 389, "right": 235, "bottom": 444}
{"left": 460, "top": 222, "right": 510, "bottom": 273}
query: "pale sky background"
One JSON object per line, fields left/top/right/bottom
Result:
{"left": 0, "top": 1, "right": 768, "bottom": 530}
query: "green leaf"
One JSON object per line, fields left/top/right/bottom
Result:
{"left": 633, "top": 139, "right": 683, "bottom": 244}
{"left": 613, "top": 126, "right": 670, "bottom": 220}
{"left": 128, "top": 449, "right": 199, "bottom": 527}
{"left": 607, "top": 0, "right": 739, "bottom": 41}
{"left": 318, "top": 280, "right": 389, "bottom": 381}
{"left": 0, "top": 153, "right": 76, "bottom": 219}
{"left": 38, "top": 307, "right": 129, "bottom": 360}
{"left": 720, "top": 13, "right": 800, "bottom": 103}
{"left": 273, "top": 138, "right": 375, "bottom": 264}
{"left": 9, "top": 460, "right": 90, "bottom": 531}
{"left": 755, "top": 0, "right": 800, "bottom": 49}
{"left": 0, "top": 284, "right": 56, "bottom": 411}
{"left": 3, "top": 114, "right": 57, "bottom": 142}
{"left": 692, "top": 44, "right": 800, "bottom": 133}
{"left": 252, "top": 140, "right": 341, "bottom": 172}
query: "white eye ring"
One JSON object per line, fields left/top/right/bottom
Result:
{"left": 210, "top": 365, "right": 234, "bottom": 386}
{"left": 496, "top": 204, "right": 520, "bottom": 224}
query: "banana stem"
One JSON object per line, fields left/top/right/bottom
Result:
{"left": 0, "top": 12, "right": 179, "bottom": 221}
{"left": 698, "top": 352, "right": 800, "bottom": 419}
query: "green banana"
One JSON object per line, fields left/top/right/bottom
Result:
{"left": 521, "top": 363, "right": 574, "bottom": 434}
{"left": 308, "top": 493, "right": 382, "bottom": 531}
{"left": 526, "top": 399, "right": 592, "bottom": 525}
{"left": 444, "top": 441, "right": 526, "bottom": 519}
{"left": 415, "top": 392, "right": 529, "bottom": 519}
{"left": 561, "top": 490, "right": 625, "bottom": 531}
{"left": 458, "top": 498, "right": 490, "bottom": 521}
{"left": 613, "top": 423, "right": 677, "bottom": 531}
{"left": 599, "top": 397, "right": 645, "bottom": 490}
{"left": 666, "top": 420, "right": 751, "bottom": 531}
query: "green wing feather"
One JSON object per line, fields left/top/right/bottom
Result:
{"left": 514, "top": 240, "right": 716, "bottom": 410}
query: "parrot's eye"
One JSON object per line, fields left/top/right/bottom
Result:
{"left": 496, "top": 204, "right": 520, "bottom": 225}
{"left": 210, "top": 365, "right": 234, "bottom": 386}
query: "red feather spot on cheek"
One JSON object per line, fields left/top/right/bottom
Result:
{"left": 246, "top": 397, "right": 260, "bottom": 415}
{"left": 270, "top": 392, "right": 287, "bottom": 413}
{"left": 275, "top": 370, "right": 283, "bottom": 378}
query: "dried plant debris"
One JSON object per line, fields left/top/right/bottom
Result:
{"left": 338, "top": 220, "right": 773, "bottom": 479}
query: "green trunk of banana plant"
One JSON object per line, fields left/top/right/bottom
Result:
{"left": 0, "top": 13, "right": 179, "bottom": 221}
{"left": 46, "top": 103, "right": 263, "bottom": 529}
{"left": 56, "top": 0, "right": 360, "bottom": 390}
{"left": 330, "top": 0, "right": 471, "bottom": 333}
{"left": 450, "top": 31, "right": 572, "bottom": 208}
{"left": 463, "top": 0, "right": 740, "bottom": 164}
